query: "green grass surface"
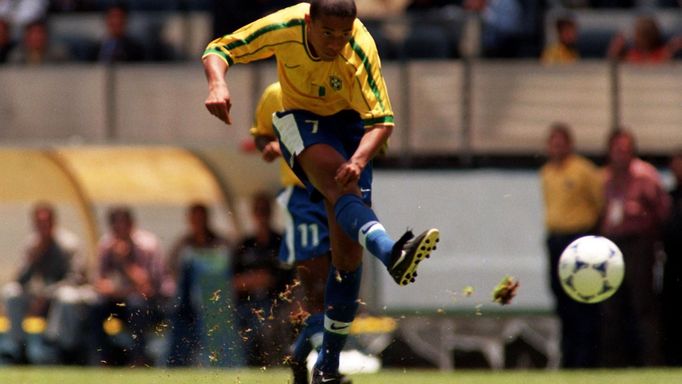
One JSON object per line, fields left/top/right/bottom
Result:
{"left": 1, "top": 367, "right": 682, "bottom": 384}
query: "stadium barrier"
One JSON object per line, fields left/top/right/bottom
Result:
{"left": 2, "top": 62, "right": 682, "bottom": 157}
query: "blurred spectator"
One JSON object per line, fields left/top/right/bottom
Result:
{"left": 0, "top": 0, "right": 47, "bottom": 28}
{"left": 463, "top": 0, "right": 524, "bottom": 58}
{"left": 607, "top": 15, "right": 682, "bottom": 64}
{"left": 0, "top": 202, "right": 92, "bottom": 364}
{"left": 662, "top": 150, "right": 682, "bottom": 366}
{"left": 540, "top": 123, "right": 604, "bottom": 368}
{"left": 0, "top": 17, "right": 14, "bottom": 62}
{"left": 166, "top": 202, "right": 241, "bottom": 367}
{"left": 91, "top": 206, "right": 170, "bottom": 366}
{"left": 96, "top": 2, "right": 145, "bottom": 63}
{"left": 599, "top": 129, "right": 670, "bottom": 367}
{"left": 7, "top": 18, "right": 69, "bottom": 64}
{"left": 233, "top": 192, "right": 292, "bottom": 367}
{"left": 541, "top": 15, "right": 579, "bottom": 65}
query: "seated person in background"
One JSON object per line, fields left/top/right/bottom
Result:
{"left": 96, "top": 2, "right": 145, "bottom": 63}
{"left": 0, "top": 18, "right": 15, "bottom": 63}
{"left": 166, "top": 202, "right": 234, "bottom": 367}
{"left": 92, "top": 206, "right": 170, "bottom": 366}
{"left": 541, "top": 15, "right": 579, "bottom": 65}
{"left": 607, "top": 15, "right": 682, "bottom": 64}
{"left": 233, "top": 192, "right": 293, "bottom": 367}
{"left": 1, "top": 202, "right": 90, "bottom": 364}
{"left": 8, "top": 18, "right": 70, "bottom": 64}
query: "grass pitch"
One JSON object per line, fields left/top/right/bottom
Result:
{"left": 1, "top": 367, "right": 682, "bottom": 384}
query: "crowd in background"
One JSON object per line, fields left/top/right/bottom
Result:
{"left": 540, "top": 124, "right": 682, "bottom": 368}
{"left": 0, "top": 0, "right": 681, "bottom": 65}
{"left": 0, "top": 195, "right": 294, "bottom": 367}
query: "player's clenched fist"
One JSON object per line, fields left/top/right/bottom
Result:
{"left": 334, "top": 160, "right": 362, "bottom": 187}
{"left": 205, "top": 81, "right": 232, "bottom": 125}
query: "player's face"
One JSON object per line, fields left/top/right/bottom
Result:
{"left": 305, "top": 13, "right": 354, "bottom": 61}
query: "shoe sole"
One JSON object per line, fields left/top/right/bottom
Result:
{"left": 396, "top": 228, "right": 440, "bottom": 286}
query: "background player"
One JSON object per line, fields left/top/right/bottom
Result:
{"left": 202, "top": 1, "right": 440, "bottom": 382}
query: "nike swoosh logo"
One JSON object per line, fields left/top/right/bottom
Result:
{"left": 285, "top": 63, "right": 301, "bottom": 69}
{"left": 329, "top": 323, "right": 349, "bottom": 331}
{"left": 321, "top": 378, "right": 336, "bottom": 383}
{"left": 360, "top": 221, "right": 377, "bottom": 235}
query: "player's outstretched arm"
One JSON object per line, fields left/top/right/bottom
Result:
{"left": 203, "top": 55, "right": 232, "bottom": 125}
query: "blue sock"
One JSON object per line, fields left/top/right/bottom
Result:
{"left": 334, "top": 194, "right": 394, "bottom": 267}
{"left": 315, "top": 265, "right": 362, "bottom": 374}
{"left": 291, "top": 312, "right": 324, "bottom": 363}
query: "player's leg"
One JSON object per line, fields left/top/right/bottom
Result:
{"left": 296, "top": 143, "right": 439, "bottom": 286}
{"left": 311, "top": 198, "right": 363, "bottom": 380}
{"left": 278, "top": 186, "right": 331, "bottom": 383}
{"left": 275, "top": 111, "right": 439, "bottom": 285}
{"left": 288, "top": 255, "right": 328, "bottom": 384}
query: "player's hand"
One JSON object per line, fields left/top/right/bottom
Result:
{"left": 205, "top": 81, "right": 232, "bottom": 125}
{"left": 335, "top": 160, "right": 363, "bottom": 186}
{"left": 261, "top": 141, "right": 282, "bottom": 162}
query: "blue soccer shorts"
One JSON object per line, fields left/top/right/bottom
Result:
{"left": 277, "top": 185, "right": 331, "bottom": 266}
{"left": 273, "top": 109, "right": 373, "bottom": 205}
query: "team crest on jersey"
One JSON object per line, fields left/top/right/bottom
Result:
{"left": 329, "top": 75, "right": 342, "bottom": 91}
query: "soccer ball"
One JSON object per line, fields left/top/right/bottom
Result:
{"left": 558, "top": 235, "right": 625, "bottom": 304}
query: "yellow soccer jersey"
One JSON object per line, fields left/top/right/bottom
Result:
{"left": 203, "top": 2, "right": 394, "bottom": 129}
{"left": 540, "top": 154, "right": 604, "bottom": 234}
{"left": 250, "top": 82, "right": 303, "bottom": 188}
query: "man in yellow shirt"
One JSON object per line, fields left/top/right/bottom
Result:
{"left": 539, "top": 122, "right": 603, "bottom": 368}
{"left": 202, "top": 1, "right": 440, "bottom": 382}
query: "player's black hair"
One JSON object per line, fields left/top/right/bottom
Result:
{"left": 309, "top": 0, "right": 357, "bottom": 20}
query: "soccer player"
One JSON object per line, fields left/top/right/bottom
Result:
{"left": 202, "top": 1, "right": 440, "bottom": 382}
{"left": 249, "top": 81, "right": 344, "bottom": 384}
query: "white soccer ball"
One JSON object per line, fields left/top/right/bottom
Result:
{"left": 558, "top": 235, "right": 625, "bottom": 304}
